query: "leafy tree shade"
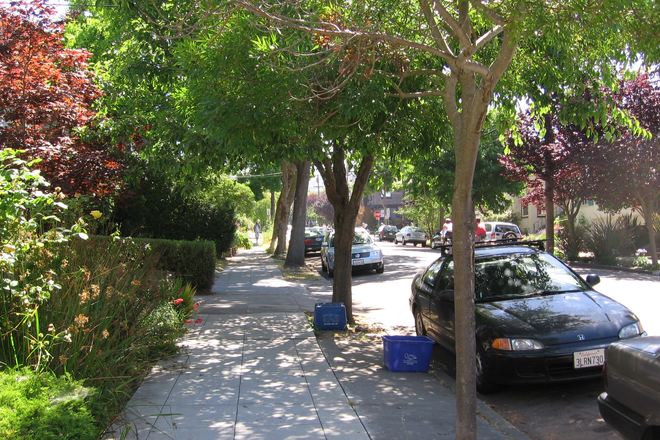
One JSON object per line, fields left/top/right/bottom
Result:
{"left": 0, "top": 1, "right": 123, "bottom": 196}
{"left": 68, "top": 0, "right": 660, "bottom": 437}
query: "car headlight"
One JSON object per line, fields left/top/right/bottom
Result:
{"left": 492, "top": 338, "right": 544, "bottom": 351}
{"left": 619, "top": 322, "right": 643, "bottom": 339}
{"left": 371, "top": 249, "right": 381, "bottom": 256}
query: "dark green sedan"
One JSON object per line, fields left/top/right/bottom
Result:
{"left": 409, "top": 241, "right": 645, "bottom": 393}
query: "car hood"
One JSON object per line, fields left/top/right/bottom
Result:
{"left": 476, "top": 291, "right": 638, "bottom": 345}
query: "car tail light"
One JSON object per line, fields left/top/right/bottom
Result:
{"left": 407, "top": 233, "right": 411, "bottom": 236}
{"left": 490, "top": 232, "right": 495, "bottom": 239}
{"left": 305, "top": 239, "right": 313, "bottom": 244}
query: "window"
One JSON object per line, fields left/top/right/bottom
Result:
{"left": 436, "top": 260, "right": 455, "bottom": 291}
{"left": 537, "top": 206, "right": 546, "bottom": 217}
{"left": 422, "top": 259, "right": 444, "bottom": 288}
{"left": 521, "top": 205, "right": 529, "bottom": 217}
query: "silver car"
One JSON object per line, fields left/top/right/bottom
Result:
{"left": 320, "top": 228, "right": 384, "bottom": 278}
{"left": 394, "top": 226, "right": 428, "bottom": 246}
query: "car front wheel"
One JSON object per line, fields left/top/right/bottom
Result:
{"left": 414, "top": 309, "right": 426, "bottom": 336}
{"left": 476, "top": 346, "right": 497, "bottom": 394}
{"left": 376, "top": 264, "right": 384, "bottom": 274}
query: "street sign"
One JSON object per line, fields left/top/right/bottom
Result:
{"left": 374, "top": 210, "right": 382, "bottom": 219}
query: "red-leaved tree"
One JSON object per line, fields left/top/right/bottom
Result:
{"left": 0, "top": 1, "right": 123, "bottom": 196}
{"left": 587, "top": 73, "right": 660, "bottom": 265}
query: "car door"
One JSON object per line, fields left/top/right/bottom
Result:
{"left": 415, "top": 258, "right": 444, "bottom": 337}
{"left": 429, "top": 259, "right": 456, "bottom": 350}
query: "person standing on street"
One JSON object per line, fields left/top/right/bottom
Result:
{"left": 253, "top": 221, "right": 261, "bottom": 245}
{"left": 441, "top": 218, "right": 453, "bottom": 244}
{"left": 476, "top": 218, "right": 487, "bottom": 243}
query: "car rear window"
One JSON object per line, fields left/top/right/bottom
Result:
{"left": 495, "top": 224, "right": 520, "bottom": 234}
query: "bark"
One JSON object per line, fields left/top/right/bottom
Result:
{"left": 285, "top": 159, "right": 311, "bottom": 268}
{"left": 545, "top": 177, "right": 555, "bottom": 254}
{"left": 559, "top": 198, "right": 583, "bottom": 261}
{"left": 543, "top": 115, "right": 556, "bottom": 255}
{"left": 638, "top": 196, "right": 659, "bottom": 266}
{"left": 270, "top": 191, "right": 275, "bottom": 220}
{"left": 269, "top": 160, "right": 296, "bottom": 255}
{"left": 314, "top": 143, "right": 374, "bottom": 324}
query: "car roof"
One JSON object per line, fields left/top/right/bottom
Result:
{"left": 471, "top": 241, "right": 552, "bottom": 261}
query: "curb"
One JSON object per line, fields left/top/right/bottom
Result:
{"left": 568, "top": 261, "right": 660, "bottom": 276}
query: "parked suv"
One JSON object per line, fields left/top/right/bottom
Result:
{"left": 376, "top": 224, "right": 398, "bottom": 242}
{"left": 482, "top": 221, "right": 522, "bottom": 242}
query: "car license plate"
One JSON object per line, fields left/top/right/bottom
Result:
{"left": 352, "top": 259, "right": 364, "bottom": 266}
{"left": 316, "top": 237, "right": 322, "bottom": 241}
{"left": 573, "top": 349, "right": 605, "bottom": 369}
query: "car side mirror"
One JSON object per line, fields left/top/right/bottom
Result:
{"left": 585, "top": 274, "right": 600, "bottom": 287}
{"left": 439, "top": 291, "right": 455, "bottom": 302}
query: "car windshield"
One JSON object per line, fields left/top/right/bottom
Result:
{"left": 474, "top": 252, "right": 588, "bottom": 301}
{"left": 353, "top": 230, "right": 373, "bottom": 244}
{"left": 305, "top": 228, "right": 325, "bottom": 237}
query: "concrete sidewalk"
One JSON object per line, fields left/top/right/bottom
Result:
{"left": 104, "top": 246, "right": 529, "bottom": 440}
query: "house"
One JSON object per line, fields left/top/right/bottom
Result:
{"left": 511, "top": 197, "right": 642, "bottom": 235}
{"left": 362, "top": 189, "right": 406, "bottom": 227}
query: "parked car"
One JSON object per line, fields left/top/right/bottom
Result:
{"left": 598, "top": 336, "right": 660, "bottom": 440}
{"left": 321, "top": 228, "right": 384, "bottom": 277}
{"left": 395, "top": 226, "right": 428, "bottom": 246}
{"left": 304, "top": 226, "right": 327, "bottom": 254}
{"left": 482, "top": 221, "right": 522, "bottom": 242}
{"left": 376, "top": 224, "right": 398, "bottom": 242}
{"left": 409, "top": 240, "right": 644, "bottom": 394}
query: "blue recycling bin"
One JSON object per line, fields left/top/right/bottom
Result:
{"left": 313, "top": 303, "right": 347, "bottom": 330}
{"left": 382, "top": 335, "right": 435, "bottom": 372}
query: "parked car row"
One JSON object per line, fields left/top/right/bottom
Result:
{"left": 310, "top": 222, "right": 658, "bottom": 438}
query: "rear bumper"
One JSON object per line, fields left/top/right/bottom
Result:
{"left": 598, "top": 392, "right": 646, "bottom": 440}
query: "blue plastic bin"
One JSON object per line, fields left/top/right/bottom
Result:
{"left": 382, "top": 335, "right": 435, "bottom": 372}
{"left": 313, "top": 302, "right": 347, "bottom": 330}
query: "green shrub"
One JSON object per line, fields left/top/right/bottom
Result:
{"left": 113, "top": 168, "right": 237, "bottom": 257}
{"left": 0, "top": 148, "right": 202, "bottom": 437}
{"left": 141, "top": 238, "right": 216, "bottom": 290}
{"left": 0, "top": 368, "right": 99, "bottom": 439}
{"left": 585, "top": 216, "right": 636, "bottom": 265}
{"left": 233, "top": 229, "right": 253, "bottom": 249}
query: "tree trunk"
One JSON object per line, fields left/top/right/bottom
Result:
{"left": 545, "top": 178, "right": 555, "bottom": 254}
{"left": 560, "top": 198, "right": 582, "bottom": 261}
{"left": 638, "top": 196, "right": 659, "bottom": 266}
{"left": 452, "top": 128, "right": 480, "bottom": 440}
{"left": 285, "top": 159, "right": 311, "bottom": 268}
{"left": 314, "top": 143, "right": 374, "bottom": 324}
{"left": 270, "top": 191, "right": 275, "bottom": 220}
{"left": 269, "top": 160, "right": 296, "bottom": 255}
